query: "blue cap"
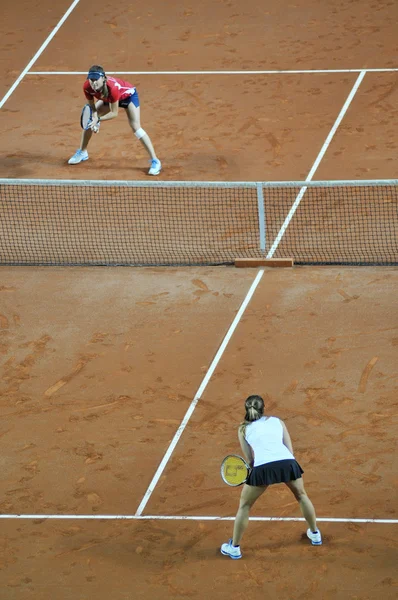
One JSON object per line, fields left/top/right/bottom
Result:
{"left": 87, "top": 70, "right": 104, "bottom": 80}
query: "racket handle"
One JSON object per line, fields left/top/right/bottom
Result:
{"left": 91, "top": 120, "right": 100, "bottom": 133}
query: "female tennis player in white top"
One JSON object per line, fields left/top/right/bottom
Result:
{"left": 221, "top": 395, "right": 321, "bottom": 559}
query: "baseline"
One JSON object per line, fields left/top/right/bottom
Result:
{"left": 0, "top": 514, "right": 396, "bottom": 524}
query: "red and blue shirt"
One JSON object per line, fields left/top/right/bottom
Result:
{"left": 84, "top": 76, "right": 136, "bottom": 104}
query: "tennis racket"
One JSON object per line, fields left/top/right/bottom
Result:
{"left": 80, "top": 104, "right": 100, "bottom": 133}
{"left": 220, "top": 454, "right": 251, "bottom": 487}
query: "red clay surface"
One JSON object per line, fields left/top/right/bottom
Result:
{"left": 2, "top": 0, "right": 398, "bottom": 77}
{"left": 1, "top": 267, "right": 256, "bottom": 514}
{"left": 1, "top": 1, "right": 398, "bottom": 180}
{"left": 1, "top": 266, "right": 397, "bottom": 600}
{"left": 1, "top": 73, "right": 359, "bottom": 181}
{"left": 1, "top": 71, "right": 397, "bottom": 181}
{"left": 1, "top": 1, "right": 398, "bottom": 598}
{"left": 0, "top": 520, "right": 396, "bottom": 600}
{"left": 147, "top": 268, "right": 397, "bottom": 521}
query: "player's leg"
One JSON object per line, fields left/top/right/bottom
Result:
{"left": 221, "top": 484, "right": 267, "bottom": 559}
{"left": 285, "top": 477, "right": 322, "bottom": 544}
{"left": 68, "top": 101, "right": 109, "bottom": 164}
{"left": 233, "top": 484, "right": 268, "bottom": 545}
{"left": 125, "top": 97, "right": 161, "bottom": 175}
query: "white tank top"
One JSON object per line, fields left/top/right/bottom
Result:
{"left": 245, "top": 416, "right": 295, "bottom": 466}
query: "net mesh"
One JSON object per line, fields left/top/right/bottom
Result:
{"left": 265, "top": 184, "right": 398, "bottom": 265}
{"left": 0, "top": 179, "right": 397, "bottom": 266}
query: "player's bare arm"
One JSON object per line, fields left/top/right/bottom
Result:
{"left": 281, "top": 420, "right": 294, "bottom": 454}
{"left": 98, "top": 101, "right": 119, "bottom": 122}
{"left": 238, "top": 427, "right": 254, "bottom": 466}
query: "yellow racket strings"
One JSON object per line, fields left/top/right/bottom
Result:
{"left": 223, "top": 456, "right": 248, "bottom": 485}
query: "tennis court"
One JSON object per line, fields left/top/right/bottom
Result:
{"left": 1, "top": 1, "right": 398, "bottom": 599}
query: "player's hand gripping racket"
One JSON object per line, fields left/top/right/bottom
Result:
{"left": 220, "top": 454, "right": 251, "bottom": 487}
{"left": 81, "top": 104, "right": 100, "bottom": 133}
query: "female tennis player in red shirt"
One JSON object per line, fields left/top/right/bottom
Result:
{"left": 221, "top": 395, "right": 321, "bottom": 559}
{"left": 68, "top": 65, "right": 161, "bottom": 176}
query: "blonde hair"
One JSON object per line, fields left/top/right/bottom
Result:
{"left": 239, "top": 395, "right": 264, "bottom": 436}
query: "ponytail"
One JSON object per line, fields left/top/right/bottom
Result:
{"left": 239, "top": 394, "right": 265, "bottom": 436}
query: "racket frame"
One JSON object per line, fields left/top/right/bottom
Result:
{"left": 220, "top": 454, "right": 251, "bottom": 487}
{"left": 81, "top": 104, "right": 94, "bottom": 130}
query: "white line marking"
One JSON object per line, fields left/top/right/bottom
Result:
{"left": 135, "top": 270, "right": 265, "bottom": 516}
{"left": 0, "top": 0, "right": 81, "bottom": 109}
{"left": 266, "top": 70, "right": 367, "bottom": 258}
{"left": 27, "top": 68, "right": 398, "bottom": 75}
{"left": 0, "top": 514, "right": 396, "bottom": 523}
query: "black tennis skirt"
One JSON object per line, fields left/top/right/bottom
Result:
{"left": 247, "top": 459, "right": 304, "bottom": 486}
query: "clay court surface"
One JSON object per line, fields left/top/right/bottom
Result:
{"left": 1, "top": 1, "right": 398, "bottom": 599}
{"left": 0, "top": 267, "right": 397, "bottom": 598}
{"left": 1, "top": 0, "right": 398, "bottom": 180}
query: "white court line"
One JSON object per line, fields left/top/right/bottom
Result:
{"left": 0, "top": 514, "right": 396, "bottom": 524}
{"left": 266, "top": 70, "right": 366, "bottom": 258}
{"left": 0, "top": 0, "right": 81, "bottom": 109}
{"left": 135, "top": 270, "right": 265, "bottom": 516}
{"left": 28, "top": 68, "right": 398, "bottom": 75}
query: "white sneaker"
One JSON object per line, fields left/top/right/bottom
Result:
{"left": 307, "top": 529, "right": 322, "bottom": 545}
{"left": 68, "top": 149, "right": 89, "bottom": 165}
{"left": 220, "top": 539, "right": 242, "bottom": 559}
{"left": 148, "top": 158, "right": 161, "bottom": 175}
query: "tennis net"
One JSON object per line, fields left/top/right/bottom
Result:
{"left": 0, "top": 179, "right": 397, "bottom": 266}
